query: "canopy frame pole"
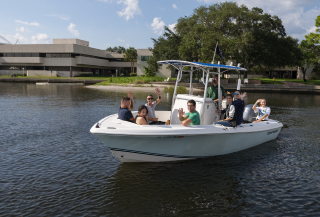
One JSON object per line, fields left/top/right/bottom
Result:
{"left": 189, "top": 66, "right": 193, "bottom": 95}
{"left": 201, "top": 69, "right": 209, "bottom": 125}
{"left": 218, "top": 67, "right": 221, "bottom": 110}
{"left": 170, "top": 65, "right": 182, "bottom": 121}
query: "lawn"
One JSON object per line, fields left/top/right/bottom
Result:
{"left": 249, "top": 78, "right": 320, "bottom": 85}
{"left": 93, "top": 76, "right": 173, "bottom": 85}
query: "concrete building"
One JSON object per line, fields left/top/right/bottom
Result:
{"left": 136, "top": 49, "right": 173, "bottom": 78}
{"left": 0, "top": 38, "right": 135, "bottom": 77}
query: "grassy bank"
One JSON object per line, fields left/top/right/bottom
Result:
{"left": 249, "top": 78, "right": 320, "bottom": 85}
{"left": 94, "top": 76, "right": 175, "bottom": 85}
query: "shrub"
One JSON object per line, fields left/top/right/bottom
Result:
{"left": 130, "top": 73, "right": 137, "bottom": 76}
{"left": 143, "top": 65, "right": 156, "bottom": 77}
{"left": 310, "top": 76, "right": 317, "bottom": 80}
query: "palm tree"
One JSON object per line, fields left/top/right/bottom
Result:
{"left": 124, "top": 47, "right": 137, "bottom": 73}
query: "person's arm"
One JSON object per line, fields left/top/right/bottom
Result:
{"left": 252, "top": 99, "right": 261, "bottom": 111}
{"left": 155, "top": 87, "right": 162, "bottom": 105}
{"left": 254, "top": 114, "right": 268, "bottom": 123}
{"left": 136, "top": 117, "right": 148, "bottom": 125}
{"left": 147, "top": 116, "right": 158, "bottom": 122}
{"left": 181, "top": 118, "right": 192, "bottom": 126}
{"left": 129, "top": 117, "right": 135, "bottom": 122}
{"left": 127, "top": 91, "right": 134, "bottom": 111}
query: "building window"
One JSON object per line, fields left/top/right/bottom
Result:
{"left": 6, "top": 53, "right": 14, "bottom": 57}
{"left": 52, "top": 53, "right": 61, "bottom": 58}
{"left": 24, "top": 53, "right": 32, "bottom": 57}
{"left": 60, "top": 54, "right": 71, "bottom": 58}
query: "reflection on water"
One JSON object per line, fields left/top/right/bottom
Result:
{"left": 0, "top": 83, "right": 319, "bottom": 216}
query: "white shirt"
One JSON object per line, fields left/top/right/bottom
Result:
{"left": 145, "top": 101, "right": 156, "bottom": 123}
{"left": 254, "top": 106, "right": 271, "bottom": 120}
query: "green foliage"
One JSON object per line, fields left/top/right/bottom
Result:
{"left": 94, "top": 76, "right": 166, "bottom": 85}
{"left": 164, "top": 86, "right": 187, "bottom": 93}
{"left": 124, "top": 47, "right": 137, "bottom": 73}
{"left": 106, "top": 46, "right": 126, "bottom": 53}
{"left": 147, "top": 27, "right": 182, "bottom": 72}
{"left": 149, "top": 2, "right": 302, "bottom": 78}
{"left": 143, "top": 65, "right": 156, "bottom": 77}
{"left": 310, "top": 76, "right": 317, "bottom": 80}
{"left": 130, "top": 73, "right": 137, "bottom": 76}
{"left": 298, "top": 15, "right": 320, "bottom": 80}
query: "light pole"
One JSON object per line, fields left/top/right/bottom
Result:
{"left": 22, "top": 68, "right": 24, "bottom": 77}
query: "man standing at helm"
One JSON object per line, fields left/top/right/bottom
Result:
{"left": 206, "top": 75, "right": 226, "bottom": 103}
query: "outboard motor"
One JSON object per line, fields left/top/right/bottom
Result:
{"left": 242, "top": 104, "right": 257, "bottom": 123}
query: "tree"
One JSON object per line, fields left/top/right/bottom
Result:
{"left": 149, "top": 2, "right": 299, "bottom": 78}
{"left": 124, "top": 47, "right": 137, "bottom": 73}
{"left": 106, "top": 46, "right": 126, "bottom": 53}
{"left": 298, "top": 15, "right": 320, "bottom": 80}
{"left": 147, "top": 27, "right": 182, "bottom": 72}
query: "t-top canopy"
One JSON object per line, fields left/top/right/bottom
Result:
{"left": 157, "top": 60, "right": 247, "bottom": 71}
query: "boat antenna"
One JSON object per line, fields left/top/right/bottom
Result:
{"left": 211, "top": 42, "right": 218, "bottom": 64}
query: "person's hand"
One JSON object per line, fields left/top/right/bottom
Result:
{"left": 127, "top": 91, "right": 133, "bottom": 100}
{"left": 153, "top": 118, "right": 158, "bottom": 121}
{"left": 240, "top": 92, "right": 247, "bottom": 100}
{"left": 218, "top": 120, "right": 223, "bottom": 122}
{"left": 178, "top": 108, "right": 184, "bottom": 117}
{"left": 227, "top": 91, "right": 231, "bottom": 94}
{"left": 155, "top": 87, "right": 161, "bottom": 95}
{"left": 256, "top": 99, "right": 261, "bottom": 104}
{"left": 216, "top": 110, "right": 221, "bottom": 113}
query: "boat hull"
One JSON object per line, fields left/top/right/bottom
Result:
{"left": 94, "top": 127, "right": 282, "bottom": 162}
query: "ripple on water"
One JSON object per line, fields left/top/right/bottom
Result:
{"left": 0, "top": 83, "right": 320, "bottom": 216}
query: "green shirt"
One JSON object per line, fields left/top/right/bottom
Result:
{"left": 206, "top": 85, "right": 225, "bottom": 100}
{"left": 186, "top": 111, "right": 200, "bottom": 125}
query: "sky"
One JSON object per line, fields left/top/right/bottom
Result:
{"left": 0, "top": 0, "right": 319, "bottom": 50}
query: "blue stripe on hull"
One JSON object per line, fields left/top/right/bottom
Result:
{"left": 109, "top": 147, "right": 199, "bottom": 159}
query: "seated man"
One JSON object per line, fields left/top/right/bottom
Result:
{"left": 178, "top": 100, "right": 200, "bottom": 126}
{"left": 145, "top": 87, "right": 165, "bottom": 125}
{"left": 206, "top": 76, "right": 226, "bottom": 103}
{"left": 118, "top": 91, "right": 134, "bottom": 122}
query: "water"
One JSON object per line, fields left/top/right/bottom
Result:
{"left": 0, "top": 83, "right": 319, "bottom": 216}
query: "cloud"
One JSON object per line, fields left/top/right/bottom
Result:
{"left": 117, "top": 0, "right": 142, "bottom": 21}
{"left": 31, "top": 33, "right": 50, "bottom": 44}
{"left": 47, "top": 14, "right": 70, "bottom": 20}
{"left": 67, "top": 23, "right": 79, "bottom": 36}
{"left": 15, "top": 20, "right": 40, "bottom": 26}
{"left": 151, "top": 17, "right": 166, "bottom": 35}
{"left": 16, "top": 27, "right": 30, "bottom": 33}
{"left": 168, "top": 23, "right": 177, "bottom": 32}
{"left": 117, "top": 38, "right": 129, "bottom": 47}
{"left": 173, "top": 4, "right": 178, "bottom": 9}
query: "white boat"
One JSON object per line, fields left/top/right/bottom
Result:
{"left": 90, "top": 61, "right": 283, "bottom": 162}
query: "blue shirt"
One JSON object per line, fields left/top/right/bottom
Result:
{"left": 232, "top": 99, "right": 245, "bottom": 125}
{"left": 118, "top": 107, "right": 133, "bottom": 122}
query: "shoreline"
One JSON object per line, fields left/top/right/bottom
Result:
{"left": 1, "top": 77, "right": 320, "bottom": 94}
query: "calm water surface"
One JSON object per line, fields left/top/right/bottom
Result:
{"left": 0, "top": 83, "right": 320, "bottom": 216}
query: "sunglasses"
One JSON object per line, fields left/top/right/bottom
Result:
{"left": 187, "top": 104, "right": 194, "bottom": 107}
{"left": 234, "top": 93, "right": 239, "bottom": 95}
{"left": 147, "top": 98, "right": 153, "bottom": 100}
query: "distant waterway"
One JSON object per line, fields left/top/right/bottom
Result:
{"left": 0, "top": 82, "right": 319, "bottom": 216}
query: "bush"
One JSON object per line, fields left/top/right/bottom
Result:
{"left": 143, "top": 65, "right": 156, "bottom": 77}
{"left": 130, "top": 73, "right": 137, "bottom": 76}
{"left": 310, "top": 76, "right": 317, "bottom": 80}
